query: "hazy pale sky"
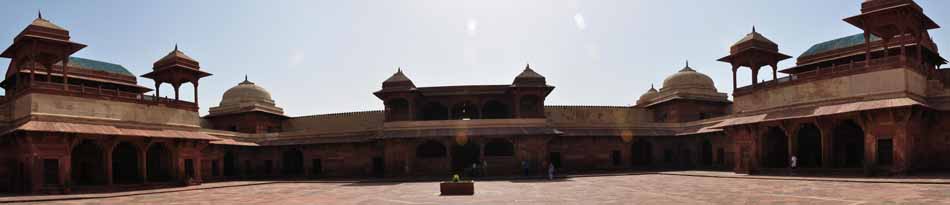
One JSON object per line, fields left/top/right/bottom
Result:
{"left": 1, "top": 0, "right": 948, "bottom": 116}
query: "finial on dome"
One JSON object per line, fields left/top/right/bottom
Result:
{"left": 752, "top": 25, "right": 756, "bottom": 33}
{"left": 38, "top": 10, "right": 42, "bottom": 19}
{"left": 174, "top": 44, "right": 178, "bottom": 51}
{"left": 397, "top": 67, "right": 402, "bottom": 73}
{"left": 686, "top": 60, "right": 689, "bottom": 68}
{"left": 526, "top": 63, "right": 531, "bottom": 70}
{"left": 244, "top": 74, "right": 248, "bottom": 81}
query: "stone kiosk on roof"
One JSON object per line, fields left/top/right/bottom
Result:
{"left": 1, "top": 0, "right": 950, "bottom": 195}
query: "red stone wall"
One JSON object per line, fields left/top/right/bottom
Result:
{"left": 651, "top": 100, "right": 730, "bottom": 123}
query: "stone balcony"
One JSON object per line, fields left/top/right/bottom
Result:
{"left": 732, "top": 56, "right": 931, "bottom": 114}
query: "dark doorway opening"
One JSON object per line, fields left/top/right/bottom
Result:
{"left": 482, "top": 101, "right": 509, "bottom": 119}
{"left": 184, "top": 159, "right": 195, "bottom": 179}
{"left": 263, "top": 160, "right": 273, "bottom": 175}
{"left": 717, "top": 148, "right": 726, "bottom": 166}
{"left": 797, "top": 124, "right": 822, "bottom": 168}
{"left": 223, "top": 152, "right": 236, "bottom": 177}
{"left": 631, "top": 140, "right": 653, "bottom": 166}
{"left": 211, "top": 160, "right": 219, "bottom": 177}
{"left": 833, "top": 120, "right": 864, "bottom": 168}
{"left": 877, "top": 139, "right": 893, "bottom": 166}
{"left": 451, "top": 142, "right": 481, "bottom": 172}
{"left": 112, "top": 142, "right": 140, "bottom": 184}
{"left": 422, "top": 102, "right": 449, "bottom": 121}
{"left": 701, "top": 140, "right": 713, "bottom": 166}
{"left": 451, "top": 102, "right": 480, "bottom": 120}
{"left": 312, "top": 159, "right": 323, "bottom": 176}
{"left": 762, "top": 127, "right": 789, "bottom": 168}
{"left": 372, "top": 157, "right": 385, "bottom": 178}
{"left": 282, "top": 149, "right": 304, "bottom": 175}
{"left": 611, "top": 150, "right": 622, "bottom": 166}
{"left": 146, "top": 143, "right": 173, "bottom": 182}
{"left": 71, "top": 140, "right": 105, "bottom": 186}
{"left": 549, "top": 152, "right": 562, "bottom": 168}
{"left": 43, "top": 159, "right": 59, "bottom": 185}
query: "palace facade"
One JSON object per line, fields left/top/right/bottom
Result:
{"left": 1, "top": 0, "right": 948, "bottom": 194}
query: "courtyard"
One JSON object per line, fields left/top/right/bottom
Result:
{"left": 4, "top": 173, "right": 950, "bottom": 204}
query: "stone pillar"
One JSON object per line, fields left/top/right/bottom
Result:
{"left": 104, "top": 144, "right": 114, "bottom": 186}
{"left": 893, "top": 127, "right": 908, "bottom": 174}
{"left": 193, "top": 82, "right": 199, "bottom": 105}
{"left": 173, "top": 83, "right": 181, "bottom": 101}
{"left": 864, "top": 32, "right": 872, "bottom": 67}
{"left": 62, "top": 50, "right": 69, "bottom": 91}
{"left": 817, "top": 121, "right": 834, "bottom": 169}
{"left": 771, "top": 64, "right": 778, "bottom": 81}
{"left": 139, "top": 147, "right": 148, "bottom": 184}
{"left": 732, "top": 65, "right": 738, "bottom": 90}
{"left": 154, "top": 82, "right": 161, "bottom": 102}
{"left": 864, "top": 130, "right": 876, "bottom": 176}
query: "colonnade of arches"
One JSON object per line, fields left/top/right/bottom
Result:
{"left": 758, "top": 119, "right": 870, "bottom": 169}
{"left": 64, "top": 140, "right": 179, "bottom": 187}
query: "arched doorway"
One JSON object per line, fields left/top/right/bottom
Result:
{"left": 833, "top": 120, "right": 864, "bottom": 168}
{"left": 482, "top": 101, "right": 509, "bottom": 119}
{"left": 223, "top": 151, "right": 236, "bottom": 177}
{"left": 631, "top": 139, "right": 653, "bottom": 166}
{"left": 762, "top": 127, "right": 789, "bottom": 168}
{"left": 112, "top": 142, "right": 140, "bottom": 184}
{"left": 451, "top": 102, "right": 479, "bottom": 120}
{"left": 146, "top": 143, "right": 173, "bottom": 182}
{"left": 451, "top": 142, "right": 480, "bottom": 172}
{"left": 282, "top": 149, "right": 304, "bottom": 175}
{"left": 700, "top": 140, "right": 713, "bottom": 166}
{"left": 796, "top": 124, "right": 822, "bottom": 168}
{"left": 416, "top": 140, "right": 447, "bottom": 158}
{"left": 71, "top": 140, "right": 105, "bottom": 186}
{"left": 422, "top": 102, "right": 449, "bottom": 120}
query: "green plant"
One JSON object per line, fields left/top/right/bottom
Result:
{"left": 452, "top": 174, "right": 461, "bottom": 182}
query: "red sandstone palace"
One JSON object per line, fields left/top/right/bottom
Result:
{"left": 1, "top": 0, "right": 948, "bottom": 194}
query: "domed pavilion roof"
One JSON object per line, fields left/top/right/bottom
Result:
{"left": 661, "top": 64, "right": 717, "bottom": 92}
{"left": 207, "top": 76, "right": 285, "bottom": 117}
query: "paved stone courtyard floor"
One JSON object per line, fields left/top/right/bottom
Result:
{"left": 5, "top": 173, "right": 950, "bottom": 204}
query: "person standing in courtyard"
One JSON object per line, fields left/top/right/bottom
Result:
{"left": 789, "top": 155, "right": 797, "bottom": 176}
{"left": 548, "top": 163, "right": 555, "bottom": 180}
{"left": 522, "top": 160, "right": 529, "bottom": 177}
{"left": 482, "top": 160, "right": 488, "bottom": 177}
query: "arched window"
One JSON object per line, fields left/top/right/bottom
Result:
{"left": 482, "top": 100, "right": 509, "bottom": 119}
{"left": 451, "top": 102, "right": 479, "bottom": 120}
{"left": 519, "top": 95, "right": 541, "bottom": 118}
{"left": 386, "top": 98, "right": 411, "bottom": 121}
{"left": 484, "top": 139, "right": 514, "bottom": 156}
{"left": 416, "top": 140, "right": 447, "bottom": 158}
{"left": 422, "top": 102, "right": 449, "bottom": 120}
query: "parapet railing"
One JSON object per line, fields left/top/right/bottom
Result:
{"left": 20, "top": 81, "right": 198, "bottom": 111}
{"left": 734, "top": 56, "right": 927, "bottom": 96}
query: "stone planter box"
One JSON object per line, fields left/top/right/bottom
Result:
{"left": 440, "top": 181, "right": 474, "bottom": 195}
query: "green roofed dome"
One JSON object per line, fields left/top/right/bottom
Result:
{"left": 800, "top": 33, "right": 881, "bottom": 58}
{"left": 58, "top": 57, "right": 134, "bottom": 76}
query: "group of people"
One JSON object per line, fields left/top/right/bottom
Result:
{"left": 465, "top": 160, "right": 558, "bottom": 180}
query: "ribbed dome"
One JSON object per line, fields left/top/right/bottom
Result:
{"left": 661, "top": 66, "right": 716, "bottom": 91}
{"left": 636, "top": 86, "right": 659, "bottom": 105}
{"left": 220, "top": 78, "right": 275, "bottom": 107}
